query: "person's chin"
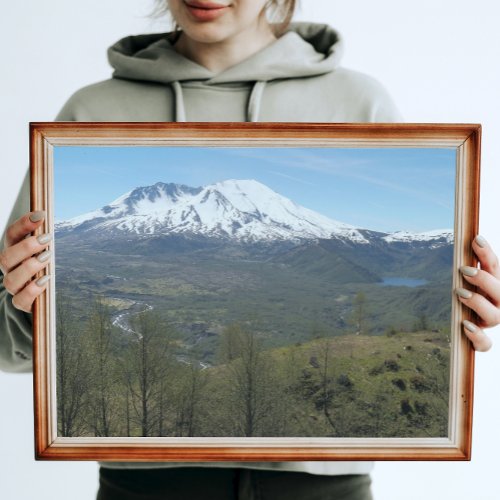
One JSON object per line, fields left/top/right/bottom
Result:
{"left": 181, "top": 21, "right": 235, "bottom": 44}
{"left": 186, "top": 30, "right": 234, "bottom": 45}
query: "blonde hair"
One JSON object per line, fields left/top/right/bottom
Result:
{"left": 152, "top": 0, "right": 297, "bottom": 37}
{"left": 265, "top": 0, "right": 297, "bottom": 36}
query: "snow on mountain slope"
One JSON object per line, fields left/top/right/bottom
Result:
{"left": 56, "top": 180, "right": 368, "bottom": 243}
{"left": 382, "top": 229, "right": 454, "bottom": 245}
{"left": 55, "top": 180, "right": 453, "bottom": 245}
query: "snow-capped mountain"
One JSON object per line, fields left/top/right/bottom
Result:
{"left": 56, "top": 179, "right": 368, "bottom": 243}
{"left": 55, "top": 179, "right": 453, "bottom": 246}
{"left": 382, "top": 229, "right": 454, "bottom": 245}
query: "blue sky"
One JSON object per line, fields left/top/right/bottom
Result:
{"left": 53, "top": 146, "right": 456, "bottom": 233}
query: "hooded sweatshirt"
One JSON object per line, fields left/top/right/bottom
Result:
{"left": 55, "top": 21, "right": 402, "bottom": 123}
{"left": 0, "top": 21, "right": 402, "bottom": 475}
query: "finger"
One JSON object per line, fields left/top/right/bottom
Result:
{"left": 460, "top": 266, "right": 500, "bottom": 306}
{"left": 2, "top": 251, "right": 52, "bottom": 296}
{"left": 455, "top": 287, "right": 500, "bottom": 328}
{"left": 473, "top": 235, "right": 500, "bottom": 280}
{"left": 462, "top": 320, "right": 492, "bottom": 352}
{"left": 4, "top": 211, "right": 46, "bottom": 248}
{"left": 11, "top": 275, "right": 51, "bottom": 313}
{"left": 0, "top": 233, "right": 52, "bottom": 274}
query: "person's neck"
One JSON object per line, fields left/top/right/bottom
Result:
{"left": 173, "top": 21, "right": 277, "bottom": 73}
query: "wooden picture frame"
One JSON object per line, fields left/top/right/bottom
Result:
{"left": 30, "top": 122, "right": 480, "bottom": 461}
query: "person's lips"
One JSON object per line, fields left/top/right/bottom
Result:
{"left": 184, "top": 1, "right": 231, "bottom": 21}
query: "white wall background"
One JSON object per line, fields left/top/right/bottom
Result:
{"left": 1, "top": 1, "right": 499, "bottom": 498}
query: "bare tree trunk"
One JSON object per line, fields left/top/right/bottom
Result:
{"left": 84, "top": 295, "right": 116, "bottom": 437}
{"left": 56, "top": 290, "right": 90, "bottom": 437}
{"left": 126, "top": 310, "right": 174, "bottom": 437}
{"left": 220, "top": 323, "right": 269, "bottom": 437}
{"left": 126, "top": 388, "right": 131, "bottom": 437}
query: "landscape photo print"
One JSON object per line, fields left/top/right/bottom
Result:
{"left": 30, "top": 122, "right": 480, "bottom": 461}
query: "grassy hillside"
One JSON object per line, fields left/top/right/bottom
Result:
{"left": 258, "top": 330, "right": 450, "bottom": 437}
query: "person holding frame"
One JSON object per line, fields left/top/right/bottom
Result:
{"left": 1, "top": 1, "right": 499, "bottom": 499}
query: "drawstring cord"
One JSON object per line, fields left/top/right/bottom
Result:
{"left": 247, "top": 81, "right": 266, "bottom": 122}
{"left": 171, "top": 81, "right": 186, "bottom": 122}
{"left": 170, "top": 80, "right": 267, "bottom": 122}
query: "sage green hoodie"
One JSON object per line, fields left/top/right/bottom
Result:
{"left": 0, "top": 21, "right": 401, "bottom": 474}
{"left": 56, "top": 21, "right": 401, "bottom": 123}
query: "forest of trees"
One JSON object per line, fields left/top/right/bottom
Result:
{"left": 56, "top": 292, "right": 450, "bottom": 439}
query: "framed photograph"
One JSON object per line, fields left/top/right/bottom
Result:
{"left": 30, "top": 122, "right": 480, "bottom": 461}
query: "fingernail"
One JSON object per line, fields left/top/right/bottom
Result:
{"left": 455, "top": 287, "right": 473, "bottom": 299}
{"left": 460, "top": 266, "right": 479, "bottom": 277}
{"left": 37, "top": 250, "right": 51, "bottom": 263}
{"left": 463, "top": 320, "right": 478, "bottom": 333}
{"left": 35, "top": 275, "right": 51, "bottom": 287}
{"left": 37, "top": 233, "right": 52, "bottom": 245}
{"left": 475, "top": 235, "right": 488, "bottom": 248}
{"left": 29, "top": 210, "right": 46, "bottom": 223}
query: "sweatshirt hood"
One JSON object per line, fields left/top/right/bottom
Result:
{"left": 107, "top": 21, "right": 344, "bottom": 121}
{"left": 108, "top": 22, "right": 343, "bottom": 83}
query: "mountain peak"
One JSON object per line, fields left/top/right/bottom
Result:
{"left": 55, "top": 179, "right": 453, "bottom": 247}
{"left": 56, "top": 179, "right": 367, "bottom": 242}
